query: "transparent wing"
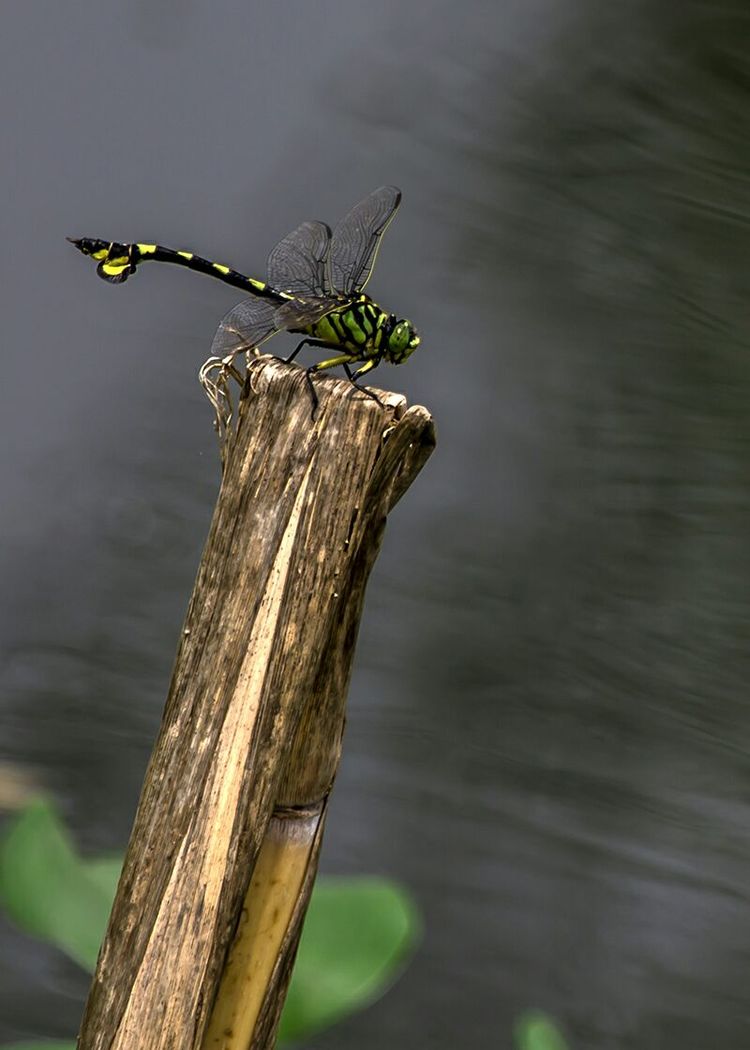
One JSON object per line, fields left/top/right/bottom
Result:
{"left": 273, "top": 296, "right": 339, "bottom": 332}
{"left": 210, "top": 297, "right": 280, "bottom": 357}
{"left": 327, "top": 186, "right": 402, "bottom": 297}
{"left": 267, "top": 220, "right": 331, "bottom": 298}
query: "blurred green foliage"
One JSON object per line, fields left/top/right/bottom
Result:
{"left": 514, "top": 1011, "right": 570, "bottom": 1050}
{"left": 0, "top": 798, "right": 419, "bottom": 1048}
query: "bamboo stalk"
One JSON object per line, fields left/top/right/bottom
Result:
{"left": 201, "top": 807, "right": 326, "bottom": 1050}
{"left": 76, "top": 356, "right": 435, "bottom": 1050}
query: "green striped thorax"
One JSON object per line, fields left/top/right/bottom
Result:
{"left": 307, "top": 296, "right": 420, "bottom": 366}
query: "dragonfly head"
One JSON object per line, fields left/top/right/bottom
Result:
{"left": 385, "top": 317, "right": 420, "bottom": 364}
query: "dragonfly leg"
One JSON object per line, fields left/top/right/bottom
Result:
{"left": 305, "top": 352, "right": 358, "bottom": 420}
{"left": 349, "top": 357, "right": 385, "bottom": 407}
{"left": 285, "top": 338, "right": 320, "bottom": 364}
{"left": 284, "top": 341, "right": 380, "bottom": 418}
{"left": 305, "top": 369, "right": 319, "bottom": 420}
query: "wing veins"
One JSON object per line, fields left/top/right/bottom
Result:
{"left": 327, "top": 186, "right": 402, "bottom": 297}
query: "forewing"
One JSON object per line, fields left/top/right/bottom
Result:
{"left": 327, "top": 186, "right": 401, "bottom": 297}
{"left": 267, "top": 220, "right": 331, "bottom": 298}
{"left": 211, "top": 298, "right": 280, "bottom": 357}
{"left": 274, "top": 296, "right": 339, "bottom": 332}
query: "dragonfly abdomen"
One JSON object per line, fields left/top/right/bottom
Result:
{"left": 68, "top": 238, "right": 285, "bottom": 300}
{"left": 140, "top": 246, "right": 283, "bottom": 299}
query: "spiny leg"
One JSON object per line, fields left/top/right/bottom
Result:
{"left": 342, "top": 361, "right": 381, "bottom": 404}
{"left": 305, "top": 351, "right": 360, "bottom": 420}
{"left": 348, "top": 357, "right": 385, "bottom": 407}
{"left": 285, "top": 338, "right": 329, "bottom": 365}
{"left": 283, "top": 339, "right": 351, "bottom": 418}
{"left": 284, "top": 341, "right": 384, "bottom": 418}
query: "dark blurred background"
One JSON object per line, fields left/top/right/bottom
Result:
{"left": 2, "top": 2, "right": 749, "bottom": 1047}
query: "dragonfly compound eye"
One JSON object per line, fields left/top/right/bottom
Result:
{"left": 388, "top": 320, "right": 420, "bottom": 363}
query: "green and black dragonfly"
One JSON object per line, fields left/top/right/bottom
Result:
{"left": 68, "top": 186, "right": 420, "bottom": 415}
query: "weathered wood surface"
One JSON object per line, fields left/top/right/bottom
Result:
{"left": 76, "top": 357, "right": 435, "bottom": 1050}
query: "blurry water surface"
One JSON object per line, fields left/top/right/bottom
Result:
{"left": 1, "top": 2, "right": 749, "bottom": 1047}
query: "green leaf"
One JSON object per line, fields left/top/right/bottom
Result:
{"left": 82, "top": 855, "right": 122, "bottom": 899}
{"left": 0, "top": 803, "right": 420, "bottom": 1046}
{"left": 514, "top": 1012, "right": 570, "bottom": 1050}
{"left": 278, "top": 876, "right": 420, "bottom": 1044}
{"left": 0, "top": 798, "right": 113, "bottom": 972}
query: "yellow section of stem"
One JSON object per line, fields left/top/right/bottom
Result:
{"left": 201, "top": 813, "right": 318, "bottom": 1050}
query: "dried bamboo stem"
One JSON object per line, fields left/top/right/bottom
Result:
{"left": 76, "top": 356, "right": 435, "bottom": 1050}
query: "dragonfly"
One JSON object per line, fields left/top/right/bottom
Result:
{"left": 68, "top": 186, "right": 420, "bottom": 418}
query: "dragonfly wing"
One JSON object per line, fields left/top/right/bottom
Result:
{"left": 267, "top": 220, "right": 331, "bottom": 298}
{"left": 274, "top": 296, "right": 340, "bottom": 332}
{"left": 327, "top": 186, "right": 401, "bottom": 297}
{"left": 211, "top": 297, "right": 280, "bottom": 357}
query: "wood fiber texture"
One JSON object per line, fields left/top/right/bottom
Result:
{"left": 77, "top": 357, "right": 435, "bottom": 1050}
